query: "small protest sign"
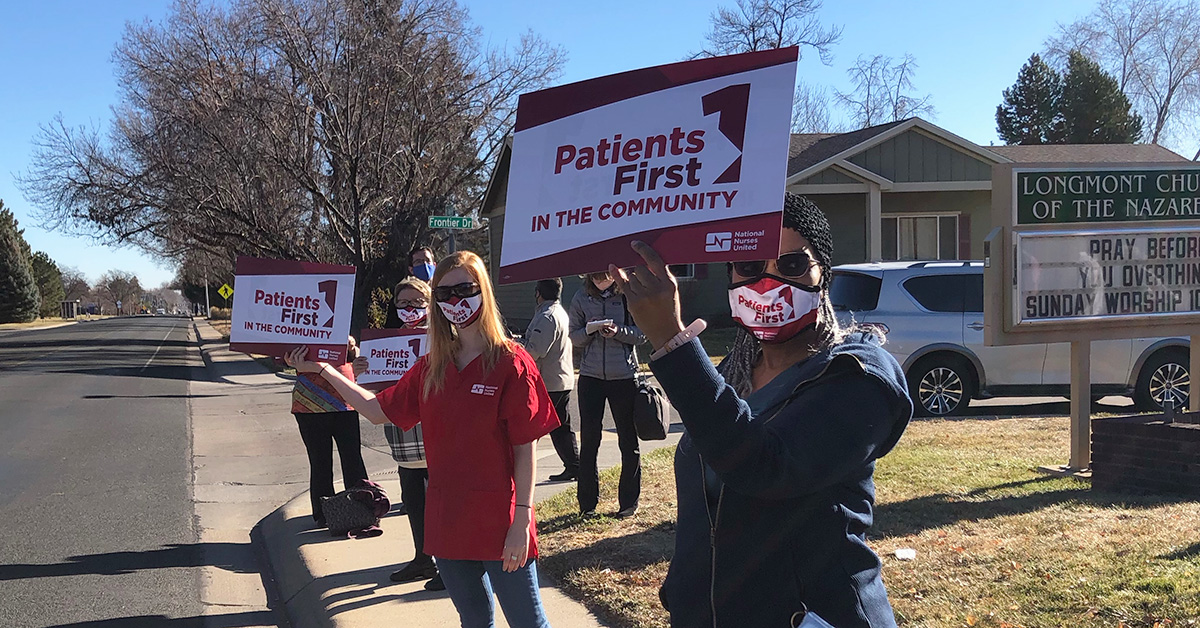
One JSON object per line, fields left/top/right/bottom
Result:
{"left": 356, "top": 328, "right": 427, "bottom": 387}
{"left": 228, "top": 256, "right": 357, "bottom": 364}
{"left": 499, "top": 47, "right": 798, "bottom": 284}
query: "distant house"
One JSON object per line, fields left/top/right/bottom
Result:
{"left": 480, "top": 117, "right": 1188, "bottom": 330}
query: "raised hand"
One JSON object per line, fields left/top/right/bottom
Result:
{"left": 609, "top": 240, "right": 684, "bottom": 350}
{"left": 283, "top": 346, "right": 324, "bottom": 374}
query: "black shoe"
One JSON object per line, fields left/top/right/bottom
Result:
{"left": 424, "top": 573, "right": 446, "bottom": 591}
{"left": 395, "top": 503, "right": 407, "bottom": 516}
{"left": 614, "top": 506, "right": 638, "bottom": 519}
{"left": 580, "top": 509, "right": 598, "bottom": 519}
{"left": 549, "top": 470, "right": 577, "bottom": 482}
{"left": 390, "top": 560, "right": 438, "bottom": 583}
{"left": 313, "top": 517, "right": 327, "bottom": 529}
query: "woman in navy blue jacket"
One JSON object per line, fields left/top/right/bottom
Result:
{"left": 610, "top": 195, "right": 913, "bottom": 628}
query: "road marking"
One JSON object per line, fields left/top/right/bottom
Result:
{"left": 141, "top": 321, "right": 179, "bottom": 372}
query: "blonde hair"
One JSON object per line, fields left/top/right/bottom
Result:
{"left": 422, "top": 251, "right": 512, "bottom": 399}
{"left": 393, "top": 277, "right": 431, "bottom": 301}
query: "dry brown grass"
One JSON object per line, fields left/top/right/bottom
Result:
{"left": 208, "top": 318, "right": 232, "bottom": 338}
{"left": 536, "top": 417, "right": 1200, "bottom": 628}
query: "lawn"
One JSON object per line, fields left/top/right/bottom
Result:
{"left": 535, "top": 417, "right": 1200, "bottom": 628}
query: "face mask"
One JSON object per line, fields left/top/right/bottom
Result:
{"left": 592, "top": 277, "right": 615, "bottom": 293}
{"left": 395, "top": 307, "right": 427, "bottom": 326}
{"left": 437, "top": 294, "right": 483, "bottom": 327}
{"left": 728, "top": 275, "right": 821, "bottom": 344}
{"left": 412, "top": 262, "right": 436, "bottom": 282}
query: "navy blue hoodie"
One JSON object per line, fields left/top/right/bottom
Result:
{"left": 650, "top": 332, "right": 912, "bottom": 628}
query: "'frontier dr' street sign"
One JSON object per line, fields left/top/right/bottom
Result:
{"left": 428, "top": 216, "right": 476, "bottom": 230}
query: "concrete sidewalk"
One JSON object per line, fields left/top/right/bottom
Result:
{"left": 190, "top": 319, "right": 683, "bottom": 628}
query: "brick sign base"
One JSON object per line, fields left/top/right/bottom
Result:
{"left": 1092, "top": 414, "right": 1200, "bottom": 496}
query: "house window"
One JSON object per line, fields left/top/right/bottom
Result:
{"left": 669, "top": 264, "right": 695, "bottom": 280}
{"left": 882, "top": 215, "right": 959, "bottom": 261}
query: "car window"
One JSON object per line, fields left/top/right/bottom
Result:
{"left": 903, "top": 275, "right": 965, "bottom": 313}
{"left": 964, "top": 274, "right": 984, "bottom": 312}
{"left": 830, "top": 272, "right": 882, "bottom": 311}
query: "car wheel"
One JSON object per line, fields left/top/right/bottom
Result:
{"left": 1134, "top": 348, "right": 1189, "bottom": 412}
{"left": 909, "top": 356, "right": 974, "bottom": 417}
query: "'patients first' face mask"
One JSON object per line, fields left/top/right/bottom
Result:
{"left": 395, "top": 307, "right": 427, "bottom": 326}
{"left": 728, "top": 275, "right": 821, "bottom": 343}
{"left": 437, "top": 294, "right": 483, "bottom": 327}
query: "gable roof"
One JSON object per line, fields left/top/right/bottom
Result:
{"left": 787, "top": 121, "right": 905, "bottom": 178}
{"left": 988, "top": 143, "right": 1188, "bottom": 163}
{"left": 786, "top": 117, "right": 1010, "bottom": 184}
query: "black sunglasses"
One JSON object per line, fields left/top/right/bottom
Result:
{"left": 732, "top": 252, "right": 818, "bottom": 279}
{"left": 433, "top": 282, "right": 481, "bottom": 302}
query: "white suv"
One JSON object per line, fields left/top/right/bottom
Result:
{"left": 831, "top": 261, "right": 1190, "bottom": 416}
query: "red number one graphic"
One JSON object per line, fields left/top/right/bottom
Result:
{"left": 318, "top": 280, "right": 337, "bottom": 328}
{"left": 701, "top": 83, "right": 751, "bottom": 185}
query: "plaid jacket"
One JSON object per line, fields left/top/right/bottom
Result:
{"left": 384, "top": 423, "right": 426, "bottom": 468}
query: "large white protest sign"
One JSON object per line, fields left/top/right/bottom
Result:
{"left": 499, "top": 47, "right": 798, "bottom": 284}
{"left": 356, "top": 328, "right": 427, "bottom": 387}
{"left": 229, "top": 256, "right": 357, "bottom": 364}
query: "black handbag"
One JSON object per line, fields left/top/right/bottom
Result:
{"left": 320, "top": 488, "right": 379, "bottom": 536}
{"left": 633, "top": 375, "right": 670, "bottom": 440}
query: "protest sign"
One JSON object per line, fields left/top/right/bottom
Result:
{"left": 499, "top": 47, "right": 798, "bottom": 284}
{"left": 229, "top": 256, "right": 356, "bottom": 364}
{"left": 356, "top": 328, "right": 427, "bottom": 387}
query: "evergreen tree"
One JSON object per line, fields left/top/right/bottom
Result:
{"left": 31, "top": 251, "right": 65, "bottom": 318}
{"left": 1057, "top": 50, "right": 1144, "bottom": 144}
{"left": 0, "top": 203, "right": 40, "bottom": 323}
{"left": 996, "top": 54, "right": 1062, "bottom": 145}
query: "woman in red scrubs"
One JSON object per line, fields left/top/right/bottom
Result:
{"left": 285, "top": 251, "right": 559, "bottom": 628}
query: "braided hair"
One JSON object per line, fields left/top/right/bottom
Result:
{"left": 718, "top": 194, "right": 859, "bottom": 397}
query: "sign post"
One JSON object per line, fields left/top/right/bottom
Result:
{"left": 986, "top": 162, "right": 1200, "bottom": 472}
{"left": 498, "top": 47, "right": 798, "bottom": 283}
{"left": 428, "top": 215, "right": 477, "bottom": 255}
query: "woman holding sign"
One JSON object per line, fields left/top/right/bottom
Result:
{"left": 352, "top": 277, "right": 443, "bottom": 590}
{"left": 611, "top": 195, "right": 912, "bottom": 628}
{"left": 286, "top": 251, "right": 559, "bottom": 628}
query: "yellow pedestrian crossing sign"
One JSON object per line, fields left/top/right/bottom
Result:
{"left": 218, "top": 283, "right": 233, "bottom": 300}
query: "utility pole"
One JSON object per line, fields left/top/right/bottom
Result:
{"left": 204, "top": 265, "right": 211, "bottom": 318}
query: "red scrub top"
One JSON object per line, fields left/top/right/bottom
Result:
{"left": 375, "top": 342, "right": 560, "bottom": 561}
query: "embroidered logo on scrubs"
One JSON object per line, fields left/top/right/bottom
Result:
{"left": 470, "top": 383, "right": 498, "bottom": 396}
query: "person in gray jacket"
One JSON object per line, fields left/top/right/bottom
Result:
{"left": 520, "top": 278, "right": 580, "bottom": 481}
{"left": 568, "top": 271, "right": 647, "bottom": 517}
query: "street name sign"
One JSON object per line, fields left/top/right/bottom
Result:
{"left": 499, "top": 46, "right": 798, "bottom": 284}
{"left": 428, "top": 216, "right": 476, "bottom": 230}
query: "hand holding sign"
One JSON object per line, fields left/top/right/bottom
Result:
{"left": 284, "top": 346, "right": 324, "bottom": 373}
{"left": 610, "top": 241, "right": 685, "bottom": 351}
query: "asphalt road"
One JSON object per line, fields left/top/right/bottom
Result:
{"left": 0, "top": 317, "right": 207, "bottom": 628}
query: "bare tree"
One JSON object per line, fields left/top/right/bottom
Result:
{"left": 1046, "top": 0, "right": 1200, "bottom": 147}
{"left": 60, "top": 266, "right": 90, "bottom": 302}
{"left": 696, "top": 0, "right": 841, "bottom": 61}
{"left": 20, "top": 0, "right": 564, "bottom": 327}
{"left": 791, "top": 81, "right": 844, "bottom": 133}
{"left": 95, "top": 270, "right": 142, "bottom": 314}
{"left": 836, "top": 54, "right": 935, "bottom": 128}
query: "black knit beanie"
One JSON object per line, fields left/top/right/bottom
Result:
{"left": 782, "top": 193, "right": 834, "bottom": 290}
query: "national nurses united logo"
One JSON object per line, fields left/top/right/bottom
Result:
{"left": 470, "top": 383, "right": 499, "bottom": 396}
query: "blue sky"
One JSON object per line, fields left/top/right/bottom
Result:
{"left": 0, "top": 0, "right": 1100, "bottom": 288}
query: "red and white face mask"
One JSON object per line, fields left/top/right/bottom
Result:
{"left": 436, "top": 294, "right": 483, "bottom": 327}
{"left": 395, "top": 307, "right": 427, "bottom": 327}
{"left": 728, "top": 276, "right": 821, "bottom": 343}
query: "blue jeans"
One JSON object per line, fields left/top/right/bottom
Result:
{"left": 436, "top": 558, "right": 551, "bottom": 628}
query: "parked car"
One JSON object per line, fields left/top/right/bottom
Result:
{"left": 831, "top": 261, "right": 1190, "bottom": 416}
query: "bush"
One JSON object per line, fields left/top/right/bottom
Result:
{"left": 208, "top": 307, "right": 232, "bottom": 320}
